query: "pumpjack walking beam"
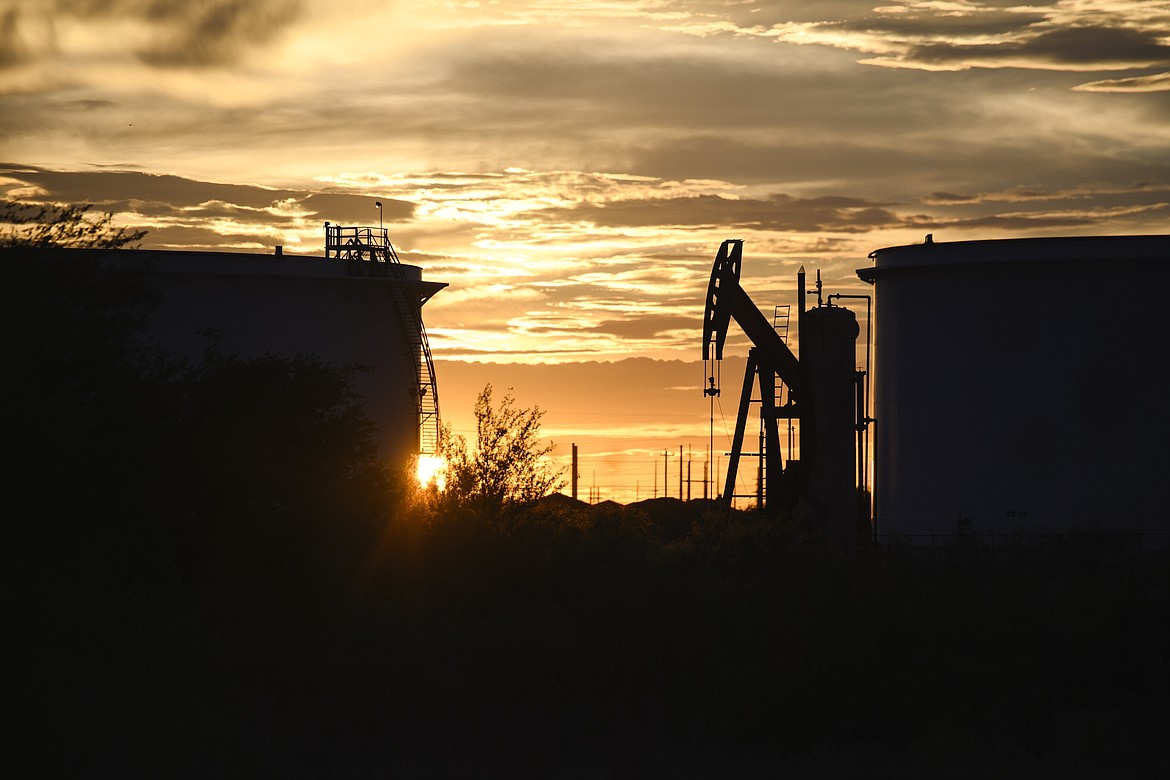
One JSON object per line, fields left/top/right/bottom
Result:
{"left": 703, "top": 240, "right": 801, "bottom": 382}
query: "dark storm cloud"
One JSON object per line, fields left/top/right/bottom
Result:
{"left": 929, "top": 191, "right": 979, "bottom": 204}
{"left": 0, "top": 164, "right": 289, "bottom": 211}
{"left": 625, "top": 135, "right": 930, "bottom": 185}
{"left": 836, "top": 10, "right": 1048, "bottom": 38}
{"left": 144, "top": 223, "right": 285, "bottom": 251}
{"left": 0, "top": 7, "right": 31, "bottom": 68}
{"left": 0, "top": 164, "right": 414, "bottom": 223}
{"left": 0, "top": 0, "right": 302, "bottom": 69}
{"left": 923, "top": 214, "right": 1096, "bottom": 230}
{"left": 52, "top": 98, "right": 117, "bottom": 111}
{"left": 434, "top": 37, "right": 1088, "bottom": 187}
{"left": 301, "top": 193, "right": 413, "bottom": 224}
{"left": 629, "top": 120, "right": 1170, "bottom": 196}
{"left": 763, "top": 1, "right": 1170, "bottom": 81}
{"left": 534, "top": 193, "right": 903, "bottom": 233}
{"left": 434, "top": 27, "right": 975, "bottom": 141}
{"left": 1014, "top": 26, "right": 1170, "bottom": 67}
{"left": 928, "top": 188, "right": 1059, "bottom": 205}
{"left": 443, "top": 51, "right": 812, "bottom": 129}
{"left": 134, "top": 0, "right": 303, "bottom": 67}
{"left": 906, "top": 26, "right": 1170, "bottom": 69}
{"left": 590, "top": 316, "right": 695, "bottom": 340}
{"left": 676, "top": 0, "right": 892, "bottom": 28}
{"left": 1075, "top": 71, "right": 1170, "bottom": 93}
{"left": 925, "top": 182, "right": 1170, "bottom": 206}
{"left": 180, "top": 200, "right": 299, "bottom": 222}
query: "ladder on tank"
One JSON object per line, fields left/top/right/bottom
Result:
{"left": 388, "top": 270, "right": 441, "bottom": 455}
{"left": 324, "top": 223, "right": 441, "bottom": 454}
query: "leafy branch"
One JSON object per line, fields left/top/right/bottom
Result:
{"left": 1, "top": 201, "right": 147, "bottom": 249}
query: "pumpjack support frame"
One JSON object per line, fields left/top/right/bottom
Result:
{"left": 703, "top": 239, "right": 804, "bottom": 512}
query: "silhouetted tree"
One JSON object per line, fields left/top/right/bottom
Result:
{"left": 2, "top": 211, "right": 161, "bottom": 524}
{"left": 1, "top": 200, "right": 146, "bottom": 249}
{"left": 434, "top": 383, "right": 563, "bottom": 522}
{"left": 173, "top": 344, "right": 391, "bottom": 564}
{"left": 5, "top": 202, "right": 395, "bottom": 686}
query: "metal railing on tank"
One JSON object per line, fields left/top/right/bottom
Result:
{"left": 324, "top": 222, "right": 399, "bottom": 267}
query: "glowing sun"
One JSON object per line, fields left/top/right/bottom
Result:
{"left": 415, "top": 454, "right": 446, "bottom": 489}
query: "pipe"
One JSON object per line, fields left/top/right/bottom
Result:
{"left": 828, "top": 292, "right": 873, "bottom": 434}
{"left": 829, "top": 292, "right": 874, "bottom": 543}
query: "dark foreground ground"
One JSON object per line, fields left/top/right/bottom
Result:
{"left": 12, "top": 497, "right": 1167, "bottom": 778}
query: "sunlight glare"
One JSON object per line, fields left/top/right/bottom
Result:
{"left": 416, "top": 454, "right": 447, "bottom": 489}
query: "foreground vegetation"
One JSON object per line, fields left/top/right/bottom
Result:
{"left": 15, "top": 483, "right": 1169, "bottom": 777}
{"left": 5, "top": 213, "right": 1167, "bottom": 777}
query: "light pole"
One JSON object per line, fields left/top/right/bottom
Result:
{"left": 375, "top": 201, "right": 382, "bottom": 234}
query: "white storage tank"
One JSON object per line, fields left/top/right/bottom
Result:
{"left": 858, "top": 235, "right": 1170, "bottom": 546}
{"left": 125, "top": 248, "right": 444, "bottom": 472}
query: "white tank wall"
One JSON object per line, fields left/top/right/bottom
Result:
{"left": 129, "top": 250, "right": 444, "bottom": 471}
{"left": 858, "top": 236, "right": 1170, "bottom": 545}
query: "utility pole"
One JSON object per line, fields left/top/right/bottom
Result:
{"left": 707, "top": 443, "right": 712, "bottom": 500}
{"left": 571, "top": 443, "right": 578, "bottom": 501}
{"left": 663, "top": 449, "right": 673, "bottom": 499}
{"left": 686, "top": 444, "right": 693, "bottom": 501}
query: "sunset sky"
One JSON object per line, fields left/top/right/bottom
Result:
{"left": 3, "top": 1, "right": 1169, "bottom": 502}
